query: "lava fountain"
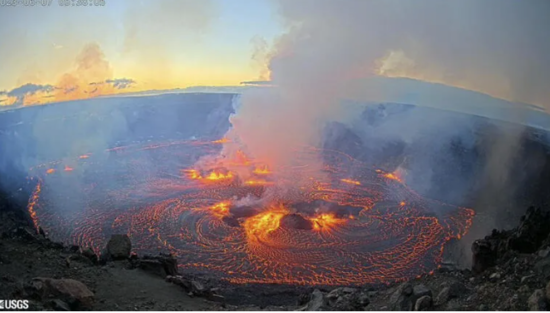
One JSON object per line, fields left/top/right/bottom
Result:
{"left": 26, "top": 138, "right": 474, "bottom": 286}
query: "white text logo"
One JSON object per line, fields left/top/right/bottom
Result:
{"left": 0, "top": 300, "right": 29, "bottom": 310}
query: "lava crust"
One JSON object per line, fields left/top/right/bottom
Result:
{"left": 26, "top": 139, "right": 474, "bottom": 286}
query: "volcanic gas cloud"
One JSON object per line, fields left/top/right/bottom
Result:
{"left": 27, "top": 136, "right": 473, "bottom": 286}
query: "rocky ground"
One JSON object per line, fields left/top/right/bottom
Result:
{"left": 1, "top": 204, "right": 550, "bottom": 311}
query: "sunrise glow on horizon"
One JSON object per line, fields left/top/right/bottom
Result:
{"left": 1, "top": 0, "right": 549, "bottom": 110}
{"left": 0, "top": 0, "right": 280, "bottom": 106}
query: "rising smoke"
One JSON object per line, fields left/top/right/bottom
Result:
{"left": 208, "top": 0, "right": 550, "bottom": 264}
{"left": 216, "top": 0, "right": 550, "bottom": 197}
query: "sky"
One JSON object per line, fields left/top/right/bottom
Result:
{"left": 0, "top": 0, "right": 281, "bottom": 105}
{"left": 0, "top": 0, "right": 549, "bottom": 109}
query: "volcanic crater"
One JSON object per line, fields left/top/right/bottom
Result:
{"left": 26, "top": 136, "right": 474, "bottom": 287}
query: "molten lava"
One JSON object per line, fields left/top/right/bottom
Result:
{"left": 253, "top": 165, "right": 271, "bottom": 175}
{"left": 341, "top": 178, "right": 361, "bottom": 185}
{"left": 184, "top": 169, "right": 234, "bottom": 182}
{"left": 383, "top": 172, "right": 403, "bottom": 183}
{"left": 212, "top": 138, "right": 230, "bottom": 144}
{"left": 208, "top": 201, "right": 231, "bottom": 218}
{"left": 244, "top": 179, "right": 274, "bottom": 186}
{"left": 27, "top": 138, "right": 474, "bottom": 286}
{"left": 310, "top": 213, "right": 345, "bottom": 231}
{"left": 205, "top": 171, "right": 233, "bottom": 181}
{"left": 244, "top": 204, "right": 288, "bottom": 241}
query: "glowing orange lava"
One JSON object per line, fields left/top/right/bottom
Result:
{"left": 383, "top": 172, "right": 403, "bottom": 183}
{"left": 212, "top": 138, "right": 230, "bottom": 144}
{"left": 184, "top": 169, "right": 202, "bottom": 180}
{"left": 46, "top": 169, "right": 55, "bottom": 174}
{"left": 79, "top": 155, "right": 90, "bottom": 159}
{"left": 310, "top": 213, "right": 345, "bottom": 230}
{"left": 184, "top": 169, "right": 234, "bottom": 182}
{"left": 243, "top": 204, "right": 288, "bottom": 241}
{"left": 253, "top": 165, "right": 271, "bottom": 175}
{"left": 27, "top": 181, "right": 42, "bottom": 231}
{"left": 27, "top": 139, "right": 475, "bottom": 286}
{"left": 208, "top": 201, "right": 231, "bottom": 218}
{"left": 244, "top": 179, "right": 274, "bottom": 186}
{"left": 341, "top": 178, "right": 361, "bottom": 185}
{"left": 64, "top": 166, "right": 74, "bottom": 172}
{"left": 205, "top": 171, "right": 233, "bottom": 181}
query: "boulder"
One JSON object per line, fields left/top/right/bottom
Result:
{"left": 326, "top": 287, "right": 369, "bottom": 310}
{"left": 80, "top": 247, "right": 97, "bottom": 263}
{"left": 165, "top": 275, "right": 222, "bottom": 301}
{"left": 29, "top": 277, "right": 94, "bottom": 309}
{"left": 472, "top": 207, "right": 550, "bottom": 274}
{"left": 305, "top": 289, "right": 328, "bottom": 311}
{"left": 435, "top": 282, "right": 465, "bottom": 305}
{"left": 106, "top": 234, "right": 131, "bottom": 260}
{"left": 138, "top": 253, "right": 178, "bottom": 278}
{"left": 389, "top": 283, "right": 414, "bottom": 311}
{"left": 472, "top": 239, "right": 497, "bottom": 273}
{"left": 413, "top": 284, "right": 432, "bottom": 299}
{"left": 414, "top": 296, "right": 432, "bottom": 311}
{"left": 527, "top": 289, "right": 546, "bottom": 311}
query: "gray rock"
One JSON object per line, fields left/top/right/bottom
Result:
{"left": 539, "top": 247, "right": 550, "bottom": 258}
{"left": 390, "top": 283, "right": 414, "bottom": 311}
{"left": 479, "top": 304, "right": 488, "bottom": 311}
{"left": 326, "top": 287, "right": 368, "bottom": 310}
{"left": 413, "top": 284, "right": 432, "bottom": 299}
{"left": 535, "top": 256, "right": 550, "bottom": 279}
{"left": 445, "top": 299, "right": 462, "bottom": 311}
{"left": 326, "top": 287, "right": 352, "bottom": 300}
{"left": 546, "top": 281, "right": 550, "bottom": 300}
{"left": 489, "top": 272, "right": 501, "bottom": 280}
{"left": 29, "top": 277, "right": 95, "bottom": 309}
{"left": 190, "top": 280, "right": 207, "bottom": 296}
{"left": 80, "top": 247, "right": 97, "bottom": 262}
{"left": 435, "top": 281, "right": 465, "bottom": 305}
{"left": 519, "top": 285, "right": 531, "bottom": 294}
{"left": 521, "top": 275, "right": 534, "bottom": 284}
{"left": 306, "top": 289, "right": 327, "bottom": 311}
{"left": 106, "top": 234, "right": 132, "bottom": 260}
{"left": 140, "top": 253, "right": 178, "bottom": 277}
{"left": 528, "top": 289, "right": 546, "bottom": 311}
{"left": 414, "top": 296, "right": 432, "bottom": 311}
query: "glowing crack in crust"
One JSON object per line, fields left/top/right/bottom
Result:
{"left": 27, "top": 139, "right": 474, "bottom": 286}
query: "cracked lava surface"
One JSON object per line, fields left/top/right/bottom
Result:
{"left": 27, "top": 139, "right": 474, "bottom": 286}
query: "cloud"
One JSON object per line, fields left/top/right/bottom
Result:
{"left": 105, "top": 78, "right": 136, "bottom": 89}
{"left": 3, "top": 83, "right": 55, "bottom": 105}
{"left": 1, "top": 43, "right": 139, "bottom": 106}
{"left": 7, "top": 83, "right": 55, "bottom": 98}
{"left": 240, "top": 81, "right": 273, "bottom": 86}
{"left": 90, "top": 78, "right": 137, "bottom": 90}
{"left": 270, "top": 0, "right": 550, "bottom": 109}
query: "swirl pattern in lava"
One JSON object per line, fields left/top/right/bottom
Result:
{"left": 27, "top": 139, "right": 473, "bottom": 286}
